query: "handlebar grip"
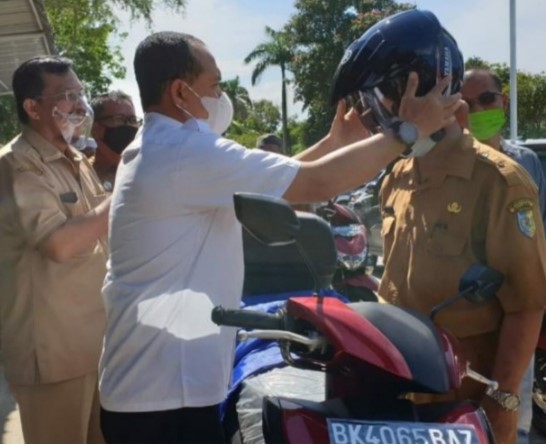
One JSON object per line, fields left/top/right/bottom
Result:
{"left": 211, "top": 306, "right": 284, "bottom": 330}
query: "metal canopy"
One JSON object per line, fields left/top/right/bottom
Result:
{"left": 0, "top": 0, "right": 55, "bottom": 96}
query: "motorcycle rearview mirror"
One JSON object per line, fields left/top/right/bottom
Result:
{"left": 233, "top": 192, "right": 300, "bottom": 246}
{"left": 430, "top": 263, "right": 504, "bottom": 320}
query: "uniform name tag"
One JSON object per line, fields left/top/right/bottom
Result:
{"left": 59, "top": 192, "right": 78, "bottom": 203}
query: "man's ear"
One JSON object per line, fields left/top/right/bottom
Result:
{"left": 169, "top": 78, "right": 190, "bottom": 105}
{"left": 22, "top": 98, "right": 40, "bottom": 121}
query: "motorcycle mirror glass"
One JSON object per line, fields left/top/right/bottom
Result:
{"left": 459, "top": 263, "right": 504, "bottom": 303}
{"left": 234, "top": 192, "right": 300, "bottom": 246}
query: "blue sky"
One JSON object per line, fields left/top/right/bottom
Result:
{"left": 110, "top": 0, "right": 546, "bottom": 117}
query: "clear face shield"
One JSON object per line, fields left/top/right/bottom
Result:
{"left": 51, "top": 90, "right": 94, "bottom": 148}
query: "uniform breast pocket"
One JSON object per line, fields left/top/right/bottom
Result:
{"left": 381, "top": 216, "right": 396, "bottom": 262}
{"left": 60, "top": 192, "right": 85, "bottom": 217}
{"left": 426, "top": 225, "right": 467, "bottom": 256}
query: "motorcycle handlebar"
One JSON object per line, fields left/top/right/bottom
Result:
{"left": 211, "top": 306, "right": 284, "bottom": 330}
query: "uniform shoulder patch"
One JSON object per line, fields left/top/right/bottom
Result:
{"left": 508, "top": 198, "right": 534, "bottom": 213}
{"left": 508, "top": 199, "right": 536, "bottom": 238}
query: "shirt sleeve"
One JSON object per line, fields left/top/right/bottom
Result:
{"left": 174, "top": 133, "right": 301, "bottom": 208}
{"left": 485, "top": 178, "right": 546, "bottom": 313}
{"left": 12, "top": 170, "right": 67, "bottom": 248}
{"left": 527, "top": 154, "right": 546, "bottom": 229}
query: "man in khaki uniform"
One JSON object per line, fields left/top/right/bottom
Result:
{"left": 380, "top": 133, "right": 546, "bottom": 412}
{"left": 329, "top": 9, "right": 546, "bottom": 444}
{"left": 90, "top": 90, "right": 140, "bottom": 192}
{"left": 0, "top": 56, "right": 110, "bottom": 443}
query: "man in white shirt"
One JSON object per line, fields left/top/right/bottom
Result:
{"left": 99, "top": 31, "right": 461, "bottom": 443}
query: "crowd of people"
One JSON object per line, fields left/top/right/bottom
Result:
{"left": 0, "top": 8, "right": 544, "bottom": 444}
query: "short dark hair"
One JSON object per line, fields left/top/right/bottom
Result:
{"left": 257, "top": 134, "right": 283, "bottom": 151}
{"left": 12, "top": 56, "right": 73, "bottom": 124}
{"left": 134, "top": 32, "right": 204, "bottom": 110}
{"left": 464, "top": 68, "right": 503, "bottom": 92}
{"left": 91, "top": 90, "right": 134, "bottom": 119}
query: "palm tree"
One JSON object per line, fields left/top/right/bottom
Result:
{"left": 220, "top": 77, "right": 253, "bottom": 122}
{"left": 244, "top": 26, "right": 294, "bottom": 155}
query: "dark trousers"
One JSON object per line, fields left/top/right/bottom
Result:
{"left": 100, "top": 404, "right": 226, "bottom": 444}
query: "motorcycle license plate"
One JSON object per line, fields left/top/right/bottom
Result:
{"left": 327, "top": 419, "right": 479, "bottom": 444}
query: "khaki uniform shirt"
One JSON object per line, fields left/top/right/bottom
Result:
{"left": 379, "top": 132, "right": 546, "bottom": 339}
{"left": 0, "top": 127, "right": 107, "bottom": 385}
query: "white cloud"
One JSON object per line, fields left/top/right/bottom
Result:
{"left": 109, "top": 0, "right": 546, "bottom": 118}
{"left": 412, "top": 0, "right": 546, "bottom": 74}
{"left": 109, "top": 0, "right": 298, "bottom": 116}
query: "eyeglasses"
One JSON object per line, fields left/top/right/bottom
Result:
{"left": 463, "top": 91, "right": 502, "bottom": 109}
{"left": 96, "top": 114, "right": 143, "bottom": 127}
{"left": 36, "top": 89, "right": 88, "bottom": 105}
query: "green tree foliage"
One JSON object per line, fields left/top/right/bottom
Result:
{"left": 244, "top": 99, "right": 281, "bottom": 134}
{"left": 244, "top": 26, "right": 294, "bottom": 154}
{"left": 46, "top": 0, "right": 186, "bottom": 95}
{"left": 220, "top": 76, "right": 253, "bottom": 121}
{"left": 0, "top": 0, "right": 186, "bottom": 144}
{"left": 224, "top": 99, "right": 282, "bottom": 148}
{"left": 465, "top": 57, "right": 546, "bottom": 138}
{"left": 0, "top": 96, "right": 19, "bottom": 145}
{"left": 285, "top": 0, "right": 413, "bottom": 145}
{"left": 288, "top": 117, "right": 307, "bottom": 154}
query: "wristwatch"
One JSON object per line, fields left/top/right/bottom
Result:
{"left": 388, "top": 120, "right": 419, "bottom": 155}
{"left": 486, "top": 387, "right": 521, "bottom": 411}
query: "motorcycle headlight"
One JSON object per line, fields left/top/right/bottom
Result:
{"left": 337, "top": 250, "right": 367, "bottom": 271}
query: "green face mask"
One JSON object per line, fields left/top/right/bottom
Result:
{"left": 468, "top": 108, "right": 506, "bottom": 141}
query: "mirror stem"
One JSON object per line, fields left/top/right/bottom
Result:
{"left": 430, "top": 286, "right": 474, "bottom": 321}
{"left": 296, "top": 243, "right": 322, "bottom": 296}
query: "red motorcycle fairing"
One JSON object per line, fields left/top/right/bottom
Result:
{"left": 438, "top": 328, "right": 467, "bottom": 390}
{"left": 286, "top": 298, "right": 456, "bottom": 396}
{"left": 286, "top": 298, "right": 412, "bottom": 379}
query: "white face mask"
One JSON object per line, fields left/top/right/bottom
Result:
{"left": 178, "top": 84, "right": 234, "bottom": 135}
{"left": 402, "top": 137, "right": 438, "bottom": 158}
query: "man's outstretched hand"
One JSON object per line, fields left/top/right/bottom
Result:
{"left": 399, "top": 72, "right": 462, "bottom": 139}
{"left": 327, "top": 99, "right": 373, "bottom": 149}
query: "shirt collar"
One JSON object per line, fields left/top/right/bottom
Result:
{"left": 399, "top": 131, "right": 477, "bottom": 186}
{"left": 21, "top": 126, "right": 84, "bottom": 164}
{"left": 144, "top": 112, "right": 212, "bottom": 133}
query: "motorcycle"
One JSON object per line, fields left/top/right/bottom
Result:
{"left": 315, "top": 201, "right": 379, "bottom": 302}
{"left": 348, "top": 184, "right": 383, "bottom": 269}
{"left": 216, "top": 192, "right": 501, "bottom": 444}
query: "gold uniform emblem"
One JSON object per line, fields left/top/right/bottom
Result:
{"left": 447, "top": 202, "right": 462, "bottom": 214}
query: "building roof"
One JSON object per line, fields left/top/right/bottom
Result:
{"left": 0, "top": 0, "right": 56, "bottom": 96}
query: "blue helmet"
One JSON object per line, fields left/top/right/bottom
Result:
{"left": 331, "top": 9, "right": 464, "bottom": 127}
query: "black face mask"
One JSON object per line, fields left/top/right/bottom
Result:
{"left": 103, "top": 125, "right": 138, "bottom": 154}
